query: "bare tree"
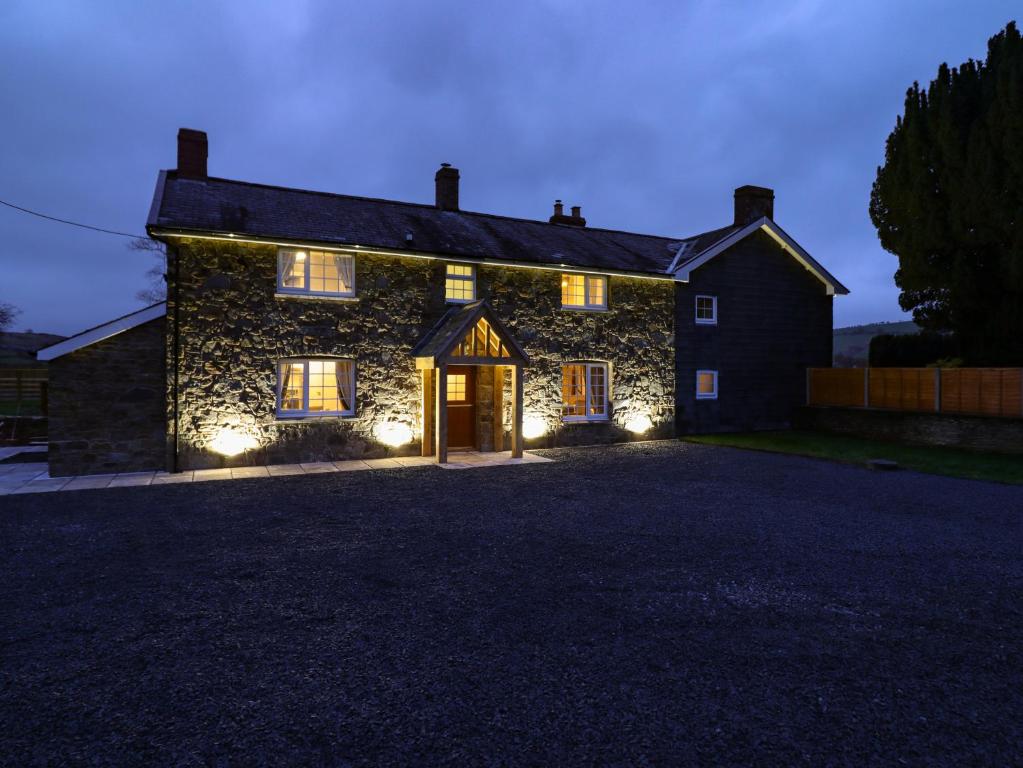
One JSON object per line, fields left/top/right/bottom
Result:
{"left": 130, "top": 237, "right": 167, "bottom": 304}
{"left": 0, "top": 302, "right": 20, "bottom": 333}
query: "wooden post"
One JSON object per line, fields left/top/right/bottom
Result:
{"left": 435, "top": 362, "right": 448, "bottom": 464}
{"left": 863, "top": 367, "right": 870, "bottom": 408}
{"left": 934, "top": 368, "right": 941, "bottom": 413}
{"left": 806, "top": 368, "right": 812, "bottom": 406}
{"left": 493, "top": 365, "right": 505, "bottom": 452}
{"left": 421, "top": 369, "right": 434, "bottom": 456}
{"left": 510, "top": 364, "right": 523, "bottom": 459}
{"left": 40, "top": 381, "right": 48, "bottom": 416}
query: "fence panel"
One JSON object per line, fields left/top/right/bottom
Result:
{"left": 940, "top": 368, "right": 1022, "bottom": 418}
{"left": 808, "top": 367, "right": 1023, "bottom": 419}
{"left": 0, "top": 368, "right": 48, "bottom": 415}
{"left": 868, "top": 368, "right": 937, "bottom": 412}
{"left": 808, "top": 368, "right": 866, "bottom": 408}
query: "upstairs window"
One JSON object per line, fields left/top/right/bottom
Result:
{"left": 561, "top": 363, "right": 609, "bottom": 421}
{"left": 696, "top": 370, "right": 718, "bottom": 400}
{"left": 278, "top": 248, "right": 355, "bottom": 297}
{"left": 445, "top": 263, "right": 476, "bottom": 303}
{"left": 561, "top": 273, "right": 607, "bottom": 310}
{"left": 278, "top": 359, "right": 355, "bottom": 417}
{"left": 695, "top": 295, "right": 717, "bottom": 325}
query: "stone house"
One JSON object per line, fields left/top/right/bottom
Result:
{"left": 39, "top": 129, "right": 847, "bottom": 476}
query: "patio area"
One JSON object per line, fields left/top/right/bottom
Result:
{"left": 0, "top": 449, "right": 553, "bottom": 495}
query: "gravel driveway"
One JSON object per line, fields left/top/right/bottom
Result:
{"left": 1, "top": 441, "right": 1021, "bottom": 765}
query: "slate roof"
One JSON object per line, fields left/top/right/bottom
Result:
{"left": 148, "top": 172, "right": 733, "bottom": 276}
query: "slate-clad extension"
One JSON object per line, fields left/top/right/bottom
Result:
{"left": 40, "top": 128, "right": 847, "bottom": 475}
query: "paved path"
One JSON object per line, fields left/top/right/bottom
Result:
{"left": 1, "top": 441, "right": 1020, "bottom": 765}
{"left": 0, "top": 450, "right": 552, "bottom": 494}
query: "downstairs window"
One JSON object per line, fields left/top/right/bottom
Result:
{"left": 278, "top": 359, "right": 355, "bottom": 417}
{"left": 562, "top": 363, "right": 609, "bottom": 421}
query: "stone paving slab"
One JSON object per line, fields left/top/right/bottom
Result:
{"left": 333, "top": 460, "right": 372, "bottom": 472}
{"left": 0, "top": 451, "right": 554, "bottom": 495}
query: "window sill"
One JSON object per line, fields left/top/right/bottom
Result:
{"left": 275, "top": 413, "right": 356, "bottom": 422}
{"left": 560, "top": 306, "right": 609, "bottom": 313}
{"left": 695, "top": 319, "right": 718, "bottom": 326}
{"left": 561, "top": 417, "right": 610, "bottom": 424}
{"left": 275, "top": 292, "right": 358, "bottom": 303}
{"left": 445, "top": 298, "right": 476, "bottom": 305}
{"left": 695, "top": 395, "right": 718, "bottom": 401}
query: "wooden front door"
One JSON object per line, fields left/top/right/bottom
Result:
{"left": 446, "top": 365, "right": 476, "bottom": 449}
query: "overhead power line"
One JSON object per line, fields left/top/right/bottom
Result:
{"left": 0, "top": 197, "right": 143, "bottom": 239}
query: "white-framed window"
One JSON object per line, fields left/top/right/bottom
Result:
{"left": 445, "top": 263, "right": 476, "bottom": 303}
{"left": 277, "top": 248, "right": 355, "bottom": 297}
{"left": 695, "top": 295, "right": 717, "bottom": 324}
{"left": 561, "top": 362, "right": 609, "bottom": 421}
{"left": 561, "top": 273, "right": 607, "bottom": 310}
{"left": 277, "top": 359, "right": 356, "bottom": 417}
{"left": 696, "top": 369, "right": 718, "bottom": 400}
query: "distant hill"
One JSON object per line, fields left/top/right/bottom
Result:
{"left": 833, "top": 320, "right": 918, "bottom": 367}
{"left": 0, "top": 331, "right": 66, "bottom": 368}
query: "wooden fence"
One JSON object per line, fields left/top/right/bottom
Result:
{"left": 0, "top": 368, "right": 48, "bottom": 415}
{"left": 808, "top": 367, "right": 1023, "bottom": 419}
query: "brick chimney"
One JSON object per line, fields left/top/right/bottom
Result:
{"left": 734, "top": 185, "right": 774, "bottom": 225}
{"left": 177, "top": 128, "right": 208, "bottom": 179}
{"left": 435, "top": 163, "right": 459, "bottom": 211}
{"left": 549, "top": 200, "right": 586, "bottom": 227}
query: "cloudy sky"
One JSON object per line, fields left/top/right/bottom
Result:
{"left": 1, "top": 1, "right": 1017, "bottom": 335}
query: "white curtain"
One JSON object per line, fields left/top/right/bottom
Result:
{"left": 333, "top": 253, "right": 355, "bottom": 292}
{"left": 335, "top": 360, "right": 354, "bottom": 412}
{"left": 280, "top": 249, "right": 300, "bottom": 287}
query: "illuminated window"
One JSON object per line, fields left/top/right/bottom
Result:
{"left": 561, "top": 273, "right": 607, "bottom": 309}
{"left": 445, "top": 263, "right": 476, "bottom": 303}
{"left": 277, "top": 359, "right": 355, "bottom": 417}
{"left": 561, "top": 363, "right": 609, "bottom": 420}
{"left": 695, "top": 295, "right": 717, "bottom": 324}
{"left": 277, "top": 248, "right": 355, "bottom": 297}
{"left": 447, "top": 373, "right": 467, "bottom": 401}
{"left": 696, "top": 370, "right": 718, "bottom": 400}
{"left": 451, "top": 316, "right": 512, "bottom": 358}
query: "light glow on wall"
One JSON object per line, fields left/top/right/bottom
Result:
{"left": 624, "top": 413, "right": 654, "bottom": 435}
{"left": 522, "top": 414, "right": 548, "bottom": 440}
{"left": 210, "top": 427, "right": 260, "bottom": 457}
{"left": 374, "top": 421, "right": 414, "bottom": 447}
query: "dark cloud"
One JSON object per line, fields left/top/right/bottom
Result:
{"left": 1, "top": 0, "right": 1017, "bottom": 333}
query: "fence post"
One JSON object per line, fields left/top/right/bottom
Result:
{"left": 40, "top": 381, "right": 48, "bottom": 416}
{"left": 934, "top": 368, "right": 941, "bottom": 413}
{"left": 806, "top": 368, "right": 811, "bottom": 406}
{"left": 863, "top": 367, "right": 869, "bottom": 408}
{"left": 15, "top": 370, "right": 23, "bottom": 409}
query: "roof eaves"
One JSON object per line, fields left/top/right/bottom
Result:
{"left": 37, "top": 303, "right": 166, "bottom": 361}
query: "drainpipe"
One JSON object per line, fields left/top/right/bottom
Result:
{"left": 172, "top": 244, "right": 181, "bottom": 473}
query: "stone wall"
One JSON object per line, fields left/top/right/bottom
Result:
{"left": 48, "top": 317, "right": 166, "bottom": 476}
{"left": 675, "top": 230, "right": 833, "bottom": 433}
{"left": 795, "top": 406, "right": 1023, "bottom": 455}
{"left": 167, "top": 239, "right": 675, "bottom": 468}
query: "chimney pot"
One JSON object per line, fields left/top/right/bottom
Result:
{"left": 733, "top": 185, "right": 774, "bottom": 225}
{"left": 177, "top": 128, "right": 208, "bottom": 179}
{"left": 549, "top": 200, "right": 586, "bottom": 227}
{"left": 435, "top": 164, "right": 459, "bottom": 210}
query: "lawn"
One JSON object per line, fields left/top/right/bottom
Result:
{"left": 685, "top": 430, "right": 1023, "bottom": 484}
{"left": 1, "top": 441, "right": 1020, "bottom": 765}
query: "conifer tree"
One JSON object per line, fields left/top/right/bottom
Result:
{"left": 870, "top": 21, "right": 1023, "bottom": 364}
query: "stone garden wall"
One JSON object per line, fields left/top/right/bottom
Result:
{"left": 169, "top": 239, "right": 675, "bottom": 468}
